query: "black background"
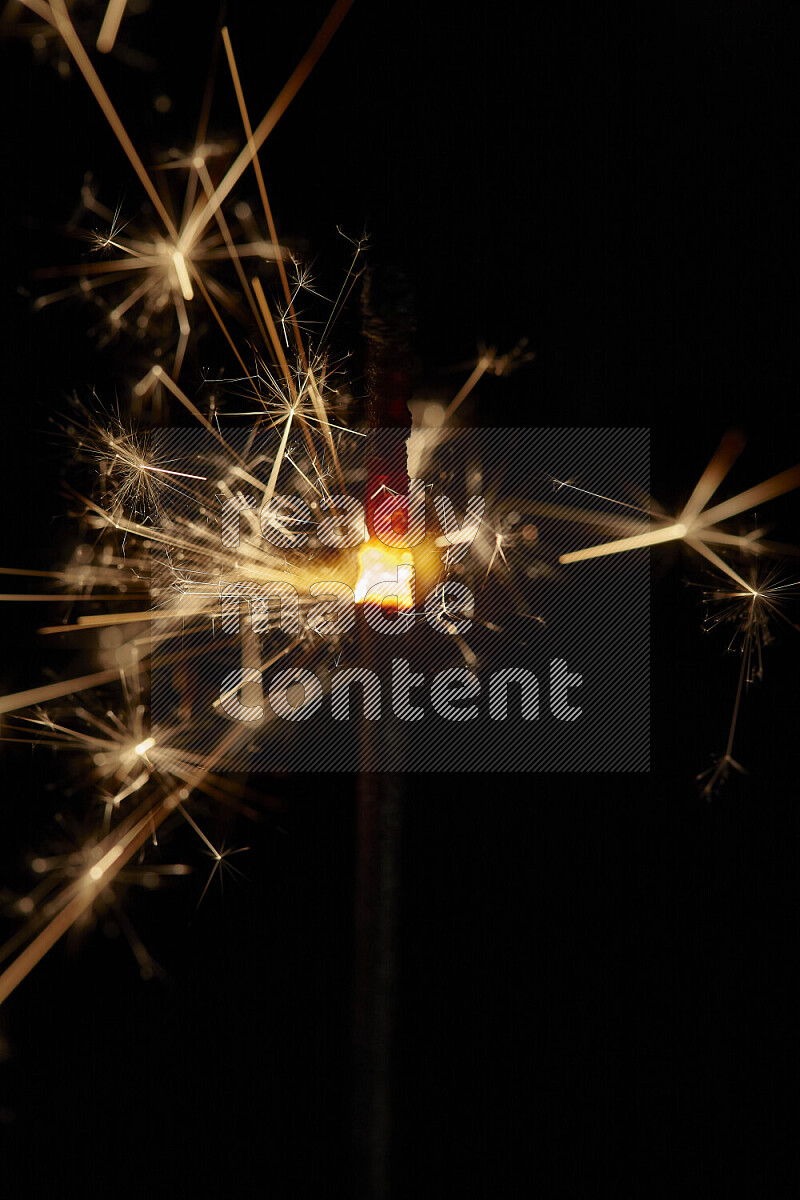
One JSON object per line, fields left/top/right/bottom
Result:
{"left": 1, "top": 1, "right": 799, "bottom": 1195}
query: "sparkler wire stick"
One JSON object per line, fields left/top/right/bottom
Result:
{"left": 354, "top": 266, "right": 416, "bottom": 1199}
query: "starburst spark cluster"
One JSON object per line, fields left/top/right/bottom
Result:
{"left": 1, "top": 0, "right": 798, "bottom": 1005}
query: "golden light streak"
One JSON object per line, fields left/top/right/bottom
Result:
{"left": 89, "top": 843, "right": 123, "bottom": 880}
{"left": 694, "top": 465, "right": 800, "bottom": 530}
{"left": 42, "top": 0, "right": 179, "bottom": 239}
{"left": 133, "top": 463, "right": 207, "bottom": 481}
{"left": 21, "top": 9, "right": 293, "bottom": 378}
{"left": 444, "top": 352, "right": 494, "bottom": 421}
{"left": 171, "top": 250, "right": 194, "bottom": 301}
{"left": 678, "top": 430, "right": 745, "bottom": 526}
{"left": 214, "top": 639, "right": 303, "bottom": 711}
{"left": 251, "top": 278, "right": 344, "bottom": 487}
{"left": 0, "top": 594, "right": 133, "bottom": 601}
{"left": 0, "top": 669, "right": 121, "bottom": 716}
{"left": 684, "top": 538, "right": 755, "bottom": 595}
{"left": 181, "top": 0, "right": 355, "bottom": 249}
{"left": 559, "top": 522, "right": 687, "bottom": 564}
{"left": 96, "top": 0, "right": 127, "bottom": 54}
{"left": 221, "top": 24, "right": 313, "bottom": 370}
{"left": 187, "top": 266, "right": 266, "bottom": 393}
{"left": 149, "top": 367, "right": 248, "bottom": 469}
{"left": 0, "top": 723, "right": 249, "bottom": 1005}
{"left": 550, "top": 478, "right": 657, "bottom": 518}
{"left": 251, "top": 277, "right": 296, "bottom": 396}
{"left": 559, "top": 441, "right": 800, "bottom": 573}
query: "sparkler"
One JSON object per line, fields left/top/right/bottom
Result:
{"left": 0, "top": 0, "right": 797, "bottom": 1035}
{"left": 35, "top": 164, "right": 290, "bottom": 383}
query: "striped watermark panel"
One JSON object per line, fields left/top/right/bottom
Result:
{"left": 150, "top": 427, "right": 650, "bottom": 772}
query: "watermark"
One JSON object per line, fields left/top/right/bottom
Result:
{"left": 150, "top": 427, "right": 649, "bottom": 771}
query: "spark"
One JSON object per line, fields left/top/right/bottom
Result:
{"left": 0, "top": 0, "right": 363, "bottom": 1005}
{"left": 559, "top": 439, "right": 800, "bottom": 596}
{"left": 1, "top": 0, "right": 796, "bottom": 1017}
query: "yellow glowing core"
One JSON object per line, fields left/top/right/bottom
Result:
{"left": 354, "top": 542, "right": 415, "bottom": 608}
